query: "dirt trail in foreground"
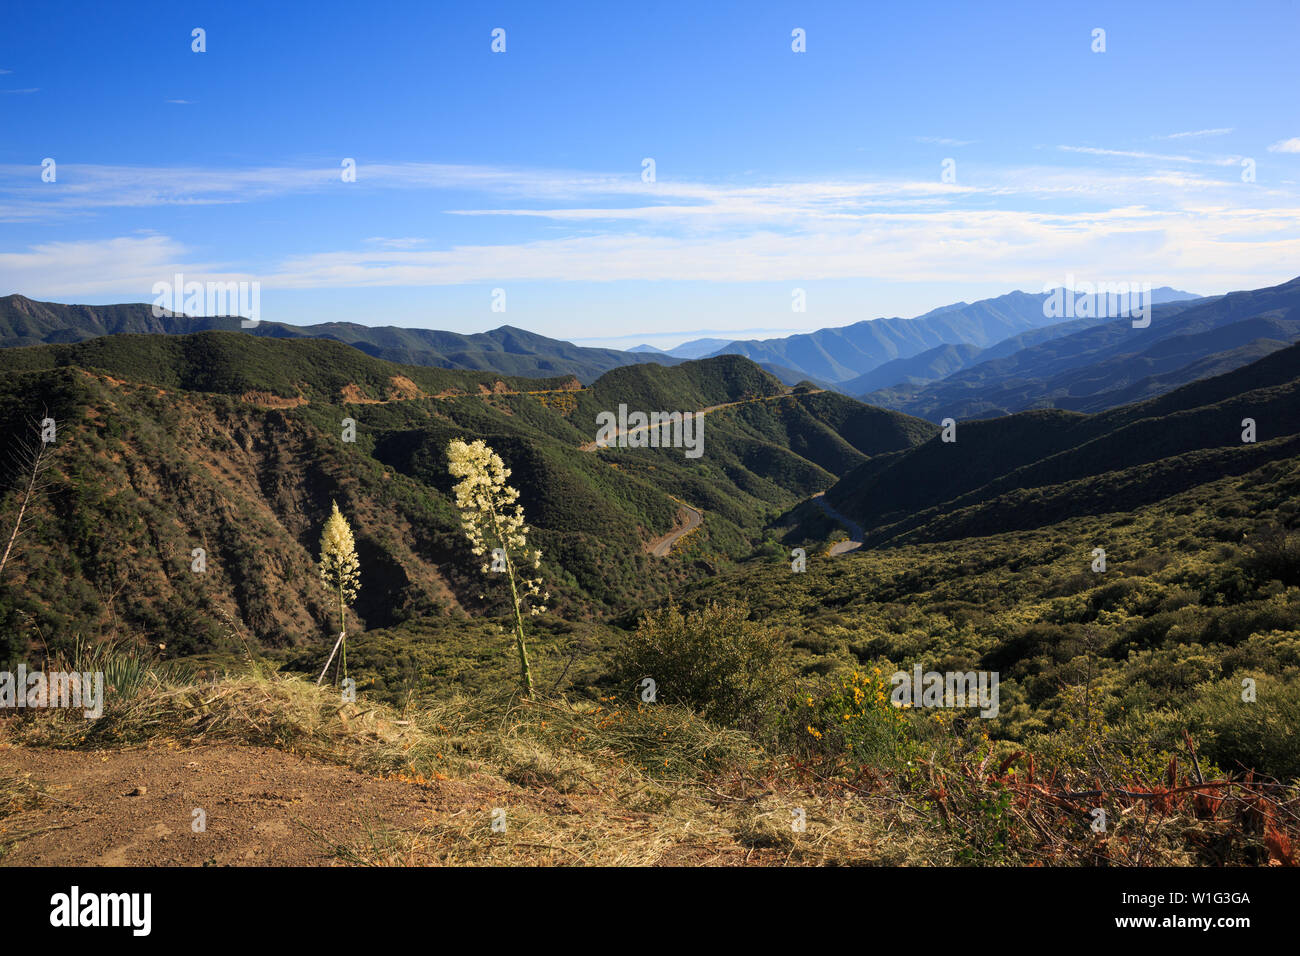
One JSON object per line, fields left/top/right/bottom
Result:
{"left": 0, "top": 742, "right": 473, "bottom": 866}
{"left": 0, "top": 741, "right": 792, "bottom": 866}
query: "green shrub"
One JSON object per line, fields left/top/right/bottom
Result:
{"left": 612, "top": 600, "right": 792, "bottom": 728}
{"left": 1186, "top": 674, "right": 1300, "bottom": 781}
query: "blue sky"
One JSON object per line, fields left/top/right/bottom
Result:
{"left": 2, "top": 0, "right": 1298, "bottom": 349}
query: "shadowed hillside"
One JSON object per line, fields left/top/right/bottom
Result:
{"left": 827, "top": 341, "right": 1300, "bottom": 545}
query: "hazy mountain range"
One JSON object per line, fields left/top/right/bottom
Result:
{"left": 862, "top": 276, "right": 1300, "bottom": 420}
{"left": 693, "top": 288, "right": 1199, "bottom": 384}
{"left": 5, "top": 278, "right": 1297, "bottom": 429}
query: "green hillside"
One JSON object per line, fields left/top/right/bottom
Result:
{"left": 0, "top": 333, "right": 929, "bottom": 667}
{"left": 0, "top": 295, "right": 679, "bottom": 382}
{"left": 679, "top": 453, "right": 1300, "bottom": 781}
{"left": 0, "top": 330, "right": 578, "bottom": 400}
{"left": 827, "top": 341, "right": 1300, "bottom": 545}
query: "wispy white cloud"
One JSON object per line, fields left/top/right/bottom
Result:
{"left": 2, "top": 152, "right": 1297, "bottom": 300}
{"left": 1158, "top": 128, "right": 1233, "bottom": 139}
{"left": 916, "top": 136, "right": 975, "bottom": 147}
{"left": 0, "top": 235, "right": 229, "bottom": 298}
{"left": 1268, "top": 137, "right": 1300, "bottom": 154}
{"left": 363, "top": 237, "right": 429, "bottom": 249}
{"left": 1, "top": 151, "right": 1277, "bottom": 227}
{"left": 5, "top": 203, "right": 1296, "bottom": 300}
{"left": 255, "top": 207, "right": 1300, "bottom": 291}
{"left": 1057, "top": 145, "right": 1240, "bottom": 166}
{"left": 0, "top": 163, "right": 338, "bottom": 221}
{"left": 0, "top": 161, "right": 987, "bottom": 224}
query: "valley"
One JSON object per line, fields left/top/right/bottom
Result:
{"left": 1, "top": 287, "right": 1298, "bottom": 868}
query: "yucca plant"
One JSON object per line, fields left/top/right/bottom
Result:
{"left": 447, "top": 439, "right": 547, "bottom": 696}
{"left": 317, "top": 500, "right": 360, "bottom": 685}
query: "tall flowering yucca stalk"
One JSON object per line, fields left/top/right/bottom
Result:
{"left": 317, "top": 500, "right": 360, "bottom": 685}
{"left": 447, "top": 439, "right": 547, "bottom": 696}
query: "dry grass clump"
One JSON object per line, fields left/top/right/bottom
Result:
{"left": 0, "top": 771, "right": 67, "bottom": 860}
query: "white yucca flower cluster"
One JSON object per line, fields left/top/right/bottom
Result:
{"left": 317, "top": 499, "right": 360, "bottom": 684}
{"left": 319, "top": 500, "right": 361, "bottom": 607}
{"left": 447, "top": 439, "right": 547, "bottom": 614}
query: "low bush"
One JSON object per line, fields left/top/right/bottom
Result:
{"left": 612, "top": 600, "right": 792, "bottom": 729}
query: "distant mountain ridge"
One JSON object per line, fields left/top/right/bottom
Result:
{"left": 839, "top": 343, "right": 986, "bottom": 394}
{"left": 664, "top": 338, "right": 735, "bottom": 359}
{"left": 4, "top": 287, "right": 1210, "bottom": 393}
{"left": 0, "top": 295, "right": 680, "bottom": 384}
{"left": 701, "top": 288, "right": 1198, "bottom": 386}
{"left": 861, "top": 276, "right": 1300, "bottom": 420}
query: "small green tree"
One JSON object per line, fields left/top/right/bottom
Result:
{"left": 447, "top": 439, "right": 546, "bottom": 696}
{"left": 317, "top": 500, "right": 360, "bottom": 685}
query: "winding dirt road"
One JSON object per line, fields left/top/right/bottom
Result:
{"left": 578, "top": 394, "right": 791, "bottom": 553}
{"left": 577, "top": 387, "right": 851, "bottom": 558}
{"left": 810, "top": 492, "right": 864, "bottom": 556}
{"left": 646, "top": 503, "right": 703, "bottom": 557}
